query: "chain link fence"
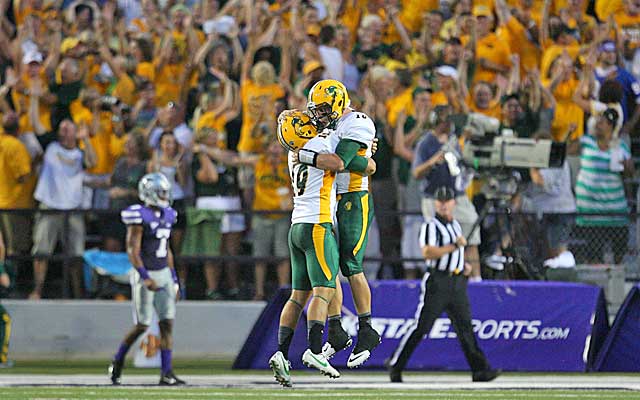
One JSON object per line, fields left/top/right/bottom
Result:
{"left": 482, "top": 211, "right": 639, "bottom": 280}
{"left": 1, "top": 208, "right": 638, "bottom": 299}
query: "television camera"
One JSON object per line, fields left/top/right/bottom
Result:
{"left": 443, "top": 113, "right": 566, "bottom": 200}
{"left": 442, "top": 113, "right": 566, "bottom": 280}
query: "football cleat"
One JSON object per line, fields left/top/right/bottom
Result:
{"left": 159, "top": 370, "right": 186, "bottom": 385}
{"left": 347, "top": 325, "right": 381, "bottom": 368}
{"left": 472, "top": 369, "right": 501, "bottom": 382}
{"left": 108, "top": 359, "right": 123, "bottom": 385}
{"left": 302, "top": 349, "right": 340, "bottom": 379}
{"left": 322, "top": 325, "right": 353, "bottom": 359}
{"left": 268, "top": 351, "right": 292, "bottom": 387}
{"left": 389, "top": 368, "right": 403, "bottom": 383}
{"left": 385, "top": 357, "right": 402, "bottom": 382}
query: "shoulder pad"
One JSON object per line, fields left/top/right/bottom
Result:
{"left": 165, "top": 207, "right": 178, "bottom": 225}
{"left": 121, "top": 204, "right": 145, "bottom": 225}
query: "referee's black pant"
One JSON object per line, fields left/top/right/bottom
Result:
{"left": 389, "top": 269, "right": 491, "bottom": 373}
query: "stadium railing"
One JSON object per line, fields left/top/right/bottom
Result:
{"left": 1, "top": 208, "right": 638, "bottom": 298}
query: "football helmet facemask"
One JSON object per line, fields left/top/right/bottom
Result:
{"left": 307, "top": 79, "right": 350, "bottom": 130}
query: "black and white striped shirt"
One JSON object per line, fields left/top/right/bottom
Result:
{"left": 419, "top": 215, "right": 464, "bottom": 273}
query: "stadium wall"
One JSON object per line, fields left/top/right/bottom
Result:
{"left": 235, "top": 281, "right": 609, "bottom": 371}
{"left": 2, "top": 300, "right": 264, "bottom": 359}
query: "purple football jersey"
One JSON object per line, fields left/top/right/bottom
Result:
{"left": 121, "top": 204, "right": 178, "bottom": 270}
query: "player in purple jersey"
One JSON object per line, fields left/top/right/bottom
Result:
{"left": 109, "top": 173, "right": 185, "bottom": 386}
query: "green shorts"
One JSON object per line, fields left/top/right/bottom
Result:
{"left": 337, "top": 191, "right": 374, "bottom": 277}
{"left": 288, "top": 223, "right": 339, "bottom": 291}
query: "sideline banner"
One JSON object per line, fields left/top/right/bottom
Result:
{"left": 234, "top": 280, "right": 608, "bottom": 372}
{"left": 594, "top": 284, "right": 640, "bottom": 371}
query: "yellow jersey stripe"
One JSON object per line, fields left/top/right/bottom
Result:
{"left": 1, "top": 313, "right": 10, "bottom": 363}
{"left": 347, "top": 148, "right": 367, "bottom": 192}
{"left": 352, "top": 193, "right": 370, "bottom": 256}
{"left": 312, "top": 224, "right": 333, "bottom": 281}
{"left": 319, "top": 171, "right": 335, "bottom": 224}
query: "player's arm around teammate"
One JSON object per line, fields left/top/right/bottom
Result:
{"left": 296, "top": 135, "right": 379, "bottom": 367}
{"left": 270, "top": 109, "right": 351, "bottom": 385}
{"left": 304, "top": 79, "right": 381, "bottom": 368}
{"left": 295, "top": 139, "right": 377, "bottom": 176}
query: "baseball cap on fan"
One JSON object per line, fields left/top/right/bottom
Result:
{"left": 23, "top": 51, "right": 43, "bottom": 65}
{"left": 472, "top": 5, "right": 493, "bottom": 18}
{"left": 599, "top": 40, "right": 616, "bottom": 53}
{"left": 435, "top": 65, "right": 459, "bottom": 80}
{"left": 303, "top": 60, "right": 324, "bottom": 75}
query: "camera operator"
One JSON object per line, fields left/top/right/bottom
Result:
{"left": 388, "top": 186, "right": 498, "bottom": 383}
{"left": 522, "top": 132, "right": 577, "bottom": 281}
{"left": 412, "top": 105, "right": 483, "bottom": 281}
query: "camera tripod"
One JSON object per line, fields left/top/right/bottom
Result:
{"left": 465, "top": 173, "right": 541, "bottom": 280}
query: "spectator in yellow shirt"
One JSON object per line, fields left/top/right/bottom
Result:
{"left": 72, "top": 89, "right": 125, "bottom": 208}
{"left": 131, "top": 37, "right": 156, "bottom": 83}
{"left": 251, "top": 139, "right": 291, "bottom": 300}
{"left": 440, "top": 0, "right": 472, "bottom": 40}
{"left": 386, "top": 69, "right": 415, "bottom": 128}
{"left": 12, "top": 52, "right": 54, "bottom": 133}
{"left": 432, "top": 65, "right": 469, "bottom": 113}
{"left": 0, "top": 112, "right": 33, "bottom": 257}
{"left": 237, "top": 30, "right": 287, "bottom": 210}
{"left": 97, "top": 44, "right": 137, "bottom": 107}
{"left": 468, "top": 81, "right": 503, "bottom": 119}
{"left": 539, "top": 22, "right": 582, "bottom": 85}
{"left": 238, "top": 64, "right": 285, "bottom": 153}
{"left": 596, "top": 0, "right": 625, "bottom": 21}
{"left": 153, "top": 37, "right": 194, "bottom": 107}
{"left": 558, "top": 0, "right": 597, "bottom": 44}
{"left": 544, "top": 53, "right": 584, "bottom": 141}
{"left": 495, "top": 0, "right": 542, "bottom": 74}
{"left": 614, "top": 0, "right": 640, "bottom": 61}
{"left": 193, "top": 68, "right": 240, "bottom": 150}
{"left": 472, "top": 5, "right": 512, "bottom": 83}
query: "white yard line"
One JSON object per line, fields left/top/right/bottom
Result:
{"left": 1, "top": 374, "right": 640, "bottom": 391}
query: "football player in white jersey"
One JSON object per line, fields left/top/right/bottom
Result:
{"left": 268, "top": 110, "right": 375, "bottom": 387}
{"left": 302, "top": 79, "right": 381, "bottom": 368}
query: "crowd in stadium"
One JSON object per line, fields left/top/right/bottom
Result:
{"left": 0, "top": 0, "right": 639, "bottom": 301}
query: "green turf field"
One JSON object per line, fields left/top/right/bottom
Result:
{"left": 3, "top": 360, "right": 640, "bottom": 399}
{"left": 3, "top": 388, "right": 640, "bottom": 400}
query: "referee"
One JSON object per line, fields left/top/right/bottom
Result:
{"left": 388, "top": 187, "right": 499, "bottom": 383}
